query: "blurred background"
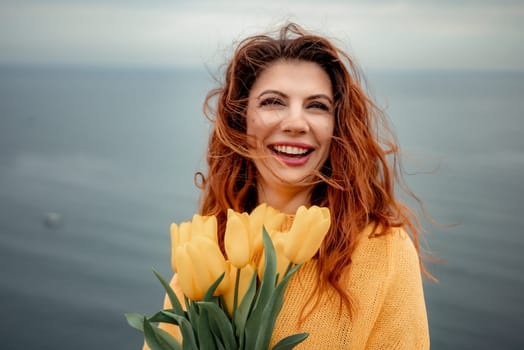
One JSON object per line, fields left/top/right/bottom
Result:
{"left": 0, "top": 0, "right": 523, "bottom": 349}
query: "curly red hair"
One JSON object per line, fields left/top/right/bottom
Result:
{"left": 196, "top": 23, "right": 427, "bottom": 312}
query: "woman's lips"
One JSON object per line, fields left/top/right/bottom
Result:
{"left": 269, "top": 143, "right": 314, "bottom": 166}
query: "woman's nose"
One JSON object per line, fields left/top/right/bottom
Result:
{"left": 281, "top": 106, "right": 309, "bottom": 134}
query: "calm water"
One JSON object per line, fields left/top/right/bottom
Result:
{"left": 0, "top": 66, "right": 523, "bottom": 349}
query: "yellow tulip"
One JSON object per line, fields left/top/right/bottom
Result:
{"left": 169, "top": 222, "right": 192, "bottom": 272}
{"left": 174, "top": 236, "right": 227, "bottom": 301}
{"left": 281, "top": 206, "right": 330, "bottom": 264}
{"left": 169, "top": 215, "right": 218, "bottom": 273}
{"left": 248, "top": 204, "right": 266, "bottom": 254}
{"left": 169, "top": 222, "right": 187, "bottom": 273}
{"left": 191, "top": 214, "right": 218, "bottom": 243}
{"left": 223, "top": 262, "right": 256, "bottom": 316}
{"left": 224, "top": 209, "right": 252, "bottom": 268}
{"left": 249, "top": 203, "right": 286, "bottom": 255}
{"left": 175, "top": 244, "right": 203, "bottom": 301}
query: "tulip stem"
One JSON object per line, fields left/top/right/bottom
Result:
{"left": 232, "top": 267, "right": 241, "bottom": 319}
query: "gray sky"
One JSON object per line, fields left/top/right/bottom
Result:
{"left": 1, "top": 0, "right": 522, "bottom": 70}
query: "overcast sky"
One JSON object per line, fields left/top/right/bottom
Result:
{"left": 1, "top": 0, "right": 522, "bottom": 70}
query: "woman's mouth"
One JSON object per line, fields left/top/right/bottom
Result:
{"left": 269, "top": 144, "right": 314, "bottom": 166}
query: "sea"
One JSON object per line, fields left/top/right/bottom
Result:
{"left": 0, "top": 65, "right": 523, "bottom": 349}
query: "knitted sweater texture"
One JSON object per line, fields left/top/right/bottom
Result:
{"left": 144, "top": 226, "right": 429, "bottom": 349}
{"left": 270, "top": 227, "right": 429, "bottom": 349}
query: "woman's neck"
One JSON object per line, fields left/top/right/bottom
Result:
{"left": 256, "top": 182, "right": 312, "bottom": 215}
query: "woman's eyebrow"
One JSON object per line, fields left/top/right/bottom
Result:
{"left": 257, "top": 90, "right": 287, "bottom": 99}
{"left": 308, "top": 94, "right": 333, "bottom": 104}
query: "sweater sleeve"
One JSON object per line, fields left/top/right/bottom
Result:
{"left": 364, "top": 228, "right": 430, "bottom": 349}
{"left": 142, "top": 274, "right": 183, "bottom": 350}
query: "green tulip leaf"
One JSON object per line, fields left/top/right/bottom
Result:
{"left": 184, "top": 297, "right": 200, "bottom": 340}
{"left": 144, "top": 316, "right": 181, "bottom": 350}
{"left": 253, "top": 262, "right": 302, "bottom": 350}
{"left": 154, "top": 327, "right": 183, "bottom": 350}
{"left": 153, "top": 268, "right": 185, "bottom": 316}
{"left": 161, "top": 311, "right": 198, "bottom": 350}
{"left": 125, "top": 313, "right": 145, "bottom": 332}
{"left": 203, "top": 272, "right": 225, "bottom": 302}
{"left": 244, "top": 227, "right": 278, "bottom": 349}
{"left": 196, "top": 307, "right": 215, "bottom": 350}
{"left": 256, "top": 227, "right": 278, "bottom": 306}
{"left": 215, "top": 341, "right": 226, "bottom": 350}
{"left": 199, "top": 301, "right": 238, "bottom": 349}
{"left": 233, "top": 268, "right": 258, "bottom": 348}
{"left": 148, "top": 310, "right": 182, "bottom": 325}
{"left": 271, "top": 332, "right": 309, "bottom": 350}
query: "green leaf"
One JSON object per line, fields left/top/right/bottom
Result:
{"left": 253, "top": 263, "right": 302, "bottom": 350}
{"left": 148, "top": 310, "right": 182, "bottom": 325}
{"left": 144, "top": 317, "right": 177, "bottom": 350}
{"left": 155, "top": 327, "right": 184, "bottom": 350}
{"left": 196, "top": 307, "right": 215, "bottom": 350}
{"left": 215, "top": 341, "right": 226, "bottom": 350}
{"left": 233, "top": 268, "right": 258, "bottom": 348}
{"left": 153, "top": 269, "right": 185, "bottom": 316}
{"left": 271, "top": 333, "right": 309, "bottom": 350}
{"left": 125, "top": 313, "right": 145, "bottom": 332}
{"left": 244, "top": 227, "right": 278, "bottom": 350}
{"left": 184, "top": 297, "right": 200, "bottom": 343}
{"left": 203, "top": 272, "right": 225, "bottom": 302}
{"left": 161, "top": 311, "right": 199, "bottom": 350}
{"left": 199, "top": 301, "right": 238, "bottom": 350}
{"left": 255, "top": 227, "right": 278, "bottom": 308}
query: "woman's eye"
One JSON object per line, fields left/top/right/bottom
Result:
{"left": 308, "top": 101, "right": 330, "bottom": 111}
{"left": 259, "top": 98, "right": 284, "bottom": 107}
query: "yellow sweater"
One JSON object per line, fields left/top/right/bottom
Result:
{"left": 144, "top": 226, "right": 429, "bottom": 349}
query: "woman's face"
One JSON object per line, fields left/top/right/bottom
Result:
{"left": 246, "top": 60, "right": 335, "bottom": 193}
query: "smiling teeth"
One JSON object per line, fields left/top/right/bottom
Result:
{"left": 272, "top": 145, "right": 309, "bottom": 155}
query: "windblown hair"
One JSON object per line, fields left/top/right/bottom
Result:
{"left": 197, "top": 23, "right": 427, "bottom": 312}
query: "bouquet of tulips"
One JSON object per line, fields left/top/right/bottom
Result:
{"left": 126, "top": 204, "right": 330, "bottom": 350}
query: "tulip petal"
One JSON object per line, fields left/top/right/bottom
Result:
{"left": 283, "top": 206, "right": 331, "bottom": 264}
{"left": 249, "top": 204, "right": 267, "bottom": 253}
{"left": 222, "top": 262, "right": 235, "bottom": 315}
{"left": 195, "top": 237, "right": 227, "bottom": 294}
{"left": 224, "top": 210, "right": 251, "bottom": 268}
{"left": 192, "top": 214, "right": 218, "bottom": 243}
{"left": 174, "top": 245, "right": 199, "bottom": 300}
{"left": 282, "top": 206, "right": 309, "bottom": 262}
{"left": 185, "top": 243, "right": 208, "bottom": 300}
{"left": 178, "top": 222, "right": 192, "bottom": 244}
{"left": 263, "top": 205, "right": 287, "bottom": 234}
{"left": 273, "top": 236, "right": 291, "bottom": 284}
{"left": 170, "top": 223, "right": 179, "bottom": 272}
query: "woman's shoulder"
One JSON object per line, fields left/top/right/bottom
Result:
{"left": 349, "top": 224, "right": 421, "bottom": 279}
{"left": 355, "top": 224, "right": 418, "bottom": 256}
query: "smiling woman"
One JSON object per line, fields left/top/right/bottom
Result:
{"left": 144, "top": 22, "right": 430, "bottom": 349}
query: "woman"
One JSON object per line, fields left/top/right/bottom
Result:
{"left": 146, "top": 23, "right": 430, "bottom": 349}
